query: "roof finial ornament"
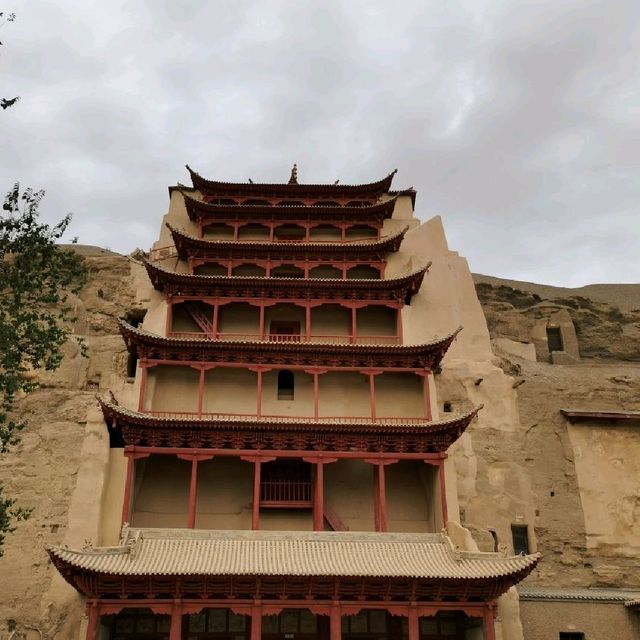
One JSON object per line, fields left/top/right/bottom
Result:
{"left": 288, "top": 163, "right": 298, "bottom": 185}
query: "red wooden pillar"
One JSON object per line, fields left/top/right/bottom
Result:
{"left": 197, "top": 366, "right": 205, "bottom": 417}
{"left": 121, "top": 452, "right": 134, "bottom": 526}
{"left": 265, "top": 259, "right": 272, "bottom": 278}
{"left": 256, "top": 369, "right": 263, "bottom": 418}
{"left": 233, "top": 223, "right": 239, "bottom": 240}
{"left": 341, "top": 263, "right": 347, "bottom": 279}
{"left": 137, "top": 362, "right": 148, "bottom": 412}
{"left": 304, "top": 262, "right": 310, "bottom": 278}
{"left": 269, "top": 224, "right": 275, "bottom": 241}
{"left": 313, "top": 461, "right": 324, "bottom": 531}
{"left": 212, "top": 303, "right": 219, "bottom": 339}
{"left": 250, "top": 604, "right": 262, "bottom": 640}
{"left": 340, "top": 225, "right": 346, "bottom": 241}
{"left": 421, "top": 372, "right": 432, "bottom": 421}
{"left": 313, "top": 371, "right": 320, "bottom": 418}
{"left": 259, "top": 304, "right": 266, "bottom": 340}
{"left": 483, "top": 604, "right": 496, "bottom": 640}
{"left": 170, "top": 600, "right": 182, "bottom": 640}
{"left": 227, "top": 261, "right": 233, "bottom": 276}
{"left": 374, "top": 463, "right": 387, "bottom": 532}
{"left": 438, "top": 456, "right": 449, "bottom": 526}
{"left": 252, "top": 459, "right": 261, "bottom": 529}
{"left": 350, "top": 306, "right": 357, "bottom": 344}
{"left": 305, "top": 303, "right": 311, "bottom": 340}
{"left": 165, "top": 298, "right": 173, "bottom": 336}
{"left": 304, "top": 223, "right": 311, "bottom": 241}
{"left": 330, "top": 604, "right": 342, "bottom": 640}
{"left": 188, "top": 458, "right": 199, "bottom": 528}
{"left": 85, "top": 600, "right": 99, "bottom": 640}
{"left": 407, "top": 607, "right": 419, "bottom": 640}
{"left": 396, "top": 306, "right": 403, "bottom": 344}
{"left": 368, "top": 372, "right": 377, "bottom": 422}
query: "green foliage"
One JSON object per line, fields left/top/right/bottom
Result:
{"left": 0, "top": 184, "right": 87, "bottom": 555}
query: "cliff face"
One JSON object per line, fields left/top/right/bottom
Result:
{"left": 465, "top": 274, "right": 640, "bottom": 588}
{"left": 0, "top": 249, "right": 140, "bottom": 639}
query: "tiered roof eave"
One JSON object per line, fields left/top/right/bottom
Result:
{"left": 167, "top": 223, "right": 410, "bottom": 261}
{"left": 99, "top": 398, "right": 481, "bottom": 453}
{"left": 119, "top": 319, "right": 461, "bottom": 370}
{"left": 48, "top": 528, "right": 539, "bottom": 601}
{"left": 186, "top": 166, "right": 398, "bottom": 199}
{"left": 142, "top": 259, "right": 429, "bottom": 301}
{"left": 179, "top": 191, "right": 404, "bottom": 224}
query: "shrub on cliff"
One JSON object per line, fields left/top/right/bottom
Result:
{"left": 0, "top": 184, "right": 87, "bottom": 554}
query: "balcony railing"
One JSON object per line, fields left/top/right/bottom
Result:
{"left": 167, "top": 331, "right": 401, "bottom": 345}
{"left": 260, "top": 479, "right": 312, "bottom": 508}
{"left": 143, "top": 410, "right": 426, "bottom": 424}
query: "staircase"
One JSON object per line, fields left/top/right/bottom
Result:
{"left": 323, "top": 502, "right": 348, "bottom": 531}
{"left": 184, "top": 303, "right": 214, "bottom": 335}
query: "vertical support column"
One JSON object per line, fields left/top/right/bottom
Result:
{"left": 313, "top": 371, "right": 320, "bottom": 418}
{"left": 483, "top": 604, "right": 496, "bottom": 640}
{"left": 170, "top": 600, "right": 182, "bottom": 640}
{"left": 165, "top": 298, "right": 173, "bottom": 336}
{"left": 256, "top": 369, "right": 263, "bottom": 418}
{"left": 313, "top": 460, "right": 324, "bottom": 531}
{"left": 252, "top": 460, "right": 261, "bottom": 530}
{"left": 85, "top": 600, "right": 99, "bottom": 640}
{"left": 227, "top": 261, "right": 233, "bottom": 276}
{"left": 137, "top": 362, "right": 148, "bottom": 412}
{"left": 197, "top": 366, "right": 205, "bottom": 417}
{"left": 407, "top": 606, "right": 419, "bottom": 640}
{"left": 121, "top": 452, "right": 134, "bottom": 526}
{"left": 266, "top": 259, "right": 272, "bottom": 277}
{"left": 368, "top": 372, "right": 376, "bottom": 422}
{"left": 305, "top": 303, "right": 311, "bottom": 340}
{"left": 233, "top": 223, "right": 239, "bottom": 240}
{"left": 421, "top": 372, "right": 432, "bottom": 421}
{"left": 259, "top": 304, "right": 266, "bottom": 340}
{"left": 341, "top": 263, "right": 347, "bottom": 279}
{"left": 351, "top": 306, "right": 357, "bottom": 344}
{"left": 304, "top": 223, "right": 311, "bottom": 241}
{"left": 269, "top": 223, "right": 275, "bottom": 241}
{"left": 396, "top": 305, "right": 403, "bottom": 344}
{"left": 188, "top": 457, "right": 199, "bottom": 529}
{"left": 373, "top": 462, "right": 387, "bottom": 532}
{"left": 330, "top": 603, "right": 342, "bottom": 640}
{"left": 250, "top": 604, "right": 262, "bottom": 640}
{"left": 340, "top": 225, "right": 346, "bottom": 241}
{"left": 304, "top": 262, "right": 310, "bottom": 278}
{"left": 439, "top": 456, "right": 449, "bottom": 527}
{"left": 212, "top": 303, "right": 219, "bottom": 339}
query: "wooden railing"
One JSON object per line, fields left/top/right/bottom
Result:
{"left": 260, "top": 479, "right": 312, "bottom": 507}
{"left": 168, "top": 331, "right": 401, "bottom": 345}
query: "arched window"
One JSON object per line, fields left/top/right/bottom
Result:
{"left": 277, "top": 370, "right": 295, "bottom": 400}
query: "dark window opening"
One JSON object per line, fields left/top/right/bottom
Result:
{"left": 559, "top": 633, "right": 585, "bottom": 640}
{"left": 277, "top": 370, "right": 295, "bottom": 400}
{"left": 260, "top": 460, "right": 312, "bottom": 507}
{"left": 547, "top": 326, "right": 564, "bottom": 352}
{"left": 511, "top": 524, "right": 530, "bottom": 555}
{"left": 125, "top": 310, "right": 146, "bottom": 378}
{"left": 443, "top": 401, "right": 452, "bottom": 413}
{"left": 270, "top": 322, "right": 301, "bottom": 342}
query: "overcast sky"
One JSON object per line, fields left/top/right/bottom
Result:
{"left": 2, "top": 1, "right": 639, "bottom": 287}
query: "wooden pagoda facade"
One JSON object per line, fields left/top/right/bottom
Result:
{"left": 49, "top": 167, "right": 538, "bottom": 639}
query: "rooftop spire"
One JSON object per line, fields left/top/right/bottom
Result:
{"left": 288, "top": 163, "right": 298, "bottom": 185}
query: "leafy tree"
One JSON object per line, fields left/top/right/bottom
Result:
{"left": 0, "top": 184, "right": 87, "bottom": 554}
{"left": 1, "top": 11, "right": 19, "bottom": 110}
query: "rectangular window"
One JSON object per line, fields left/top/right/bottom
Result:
{"left": 547, "top": 326, "right": 564, "bottom": 352}
{"left": 559, "top": 633, "right": 585, "bottom": 640}
{"left": 511, "top": 524, "right": 530, "bottom": 555}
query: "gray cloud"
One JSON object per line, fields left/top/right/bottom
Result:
{"left": 1, "top": 0, "right": 639, "bottom": 286}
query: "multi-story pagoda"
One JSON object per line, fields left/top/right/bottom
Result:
{"left": 49, "top": 166, "right": 538, "bottom": 639}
